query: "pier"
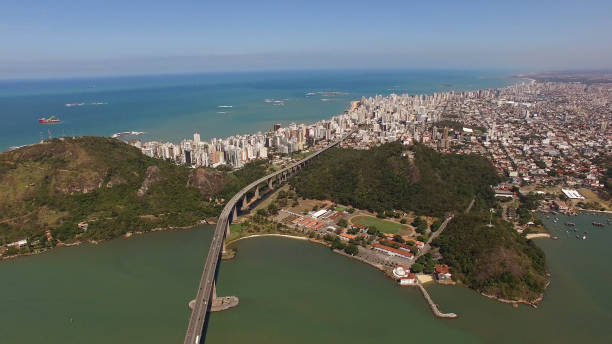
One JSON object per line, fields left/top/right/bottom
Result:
{"left": 417, "top": 284, "right": 457, "bottom": 318}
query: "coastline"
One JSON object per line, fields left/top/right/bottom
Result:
{"left": 526, "top": 233, "right": 552, "bottom": 240}
{"left": 228, "top": 231, "right": 550, "bottom": 311}
{"left": 1, "top": 220, "right": 208, "bottom": 262}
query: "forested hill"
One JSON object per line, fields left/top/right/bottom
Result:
{"left": 0, "top": 137, "right": 266, "bottom": 246}
{"left": 433, "top": 213, "right": 547, "bottom": 303}
{"left": 290, "top": 142, "right": 501, "bottom": 216}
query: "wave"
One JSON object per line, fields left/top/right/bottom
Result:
{"left": 217, "top": 105, "right": 233, "bottom": 108}
{"left": 65, "top": 102, "right": 107, "bottom": 107}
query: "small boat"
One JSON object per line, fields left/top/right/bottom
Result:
{"left": 565, "top": 222, "right": 575, "bottom": 227}
{"left": 39, "top": 115, "right": 60, "bottom": 124}
{"left": 592, "top": 222, "right": 604, "bottom": 227}
{"left": 582, "top": 235, "right": 587, "bottom": 240}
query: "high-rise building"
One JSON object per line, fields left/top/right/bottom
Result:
{"left": 193, "top": 133, "right": 200, "bottom": 145}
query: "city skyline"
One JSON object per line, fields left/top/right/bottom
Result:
{"left": 2, "top": 0, "right": 612, "bottom": 79}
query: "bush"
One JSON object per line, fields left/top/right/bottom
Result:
{"left": 331, "top": 238, "right": 346, "bottom": 250}
{"left": 344, "top": 244, "right": 359, "bottom": 256}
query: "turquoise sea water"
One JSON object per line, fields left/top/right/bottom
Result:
{"left": 0, "top": 213, "right": 610, "bottom": 343}
{"left": 0, "top": 70, "right": 515, "bottom": 151}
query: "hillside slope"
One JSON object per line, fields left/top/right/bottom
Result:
{"left": 433, "top": 213, "right": 548, "bottom": 303}
{"left": 0, "top": 137, "right": 265, "bottom": 248}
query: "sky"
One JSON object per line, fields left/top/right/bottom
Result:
{"left": 1, "top": 0, "right": 611, "bottom": 79}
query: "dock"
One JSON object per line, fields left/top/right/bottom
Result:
{"left": 417, "top": 284, "right": 457, "bottom": 319}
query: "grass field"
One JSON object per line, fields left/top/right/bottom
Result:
{"left": 228, "top": 223, "right": 246, "bottom": 241}
{"left": 350, "top": 215, "right": 406, "bottom": 234}
{"left": 334, "top": 206, "right": 346, "bottom": 212}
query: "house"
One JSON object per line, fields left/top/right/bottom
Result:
{"left": 339, "top": 233, "right": 356, "bottom": 241}
{"left": 311, "top": 209, "right": 328, "bottom": 219}
{"left": 435, "top": 264, "right": 452, "bottom": 281}
{"left": 399, "top": 273, "right": 417, "bottom": 285}
{"left": 350, "top": 223, "right": 368, "bottom": 234}
{"left": 7, "top": 239, "right": 28, "bottom": 248}
{"left": 379, "top": 239, "right": 417, "bottom": 253}
{"left": 404, "top": 238, "right": 425, "bottom": 249}
{"left": 372, "top": 243, "right": 414, "bottom": 260}
{"left": 552, "top": 200, "right": 569, "bottom": 211}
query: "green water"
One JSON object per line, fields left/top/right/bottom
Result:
{"left": 1, "top": 213, "right": 611, "bottom": 343}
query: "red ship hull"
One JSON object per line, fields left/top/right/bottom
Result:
{"left": 39, "top": 119, "right": 60, "bottom": 124}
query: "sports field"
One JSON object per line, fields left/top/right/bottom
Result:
{"left": 350, "top": 215, "right": 406, "bottom": 234}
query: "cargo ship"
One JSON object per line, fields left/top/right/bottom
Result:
{"left": 39, "top": 115, "right": 60, "bottom": 124}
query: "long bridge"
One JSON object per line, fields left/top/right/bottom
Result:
{"left": 183, "top": 128, "right": 357, "bottom": 344}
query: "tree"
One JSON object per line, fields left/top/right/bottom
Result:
{"left": 331, "top": 238, "right": 346, "bottom": 250}
{"left": 431, "top": 219, "right": 443, "bottom": 232}
{"left": 400, "top": 218, "right": 407, "bottom": 224}
{"left": 337, "top": 219, "right": 348, "bottom": 228}
{"left": 411, "top": 263, "right": 424, "bottom": 273}
{"left": 267, "top": 203, "right": 279, "bottom": 216}
{"left": 344, "top": 244, "right": 359, "bottom": 256}
{"left": 347, "top": 227, "right": 359, "bottom": 235}
{"left": 393, "top": 234, "right": 404, "bottom": 243}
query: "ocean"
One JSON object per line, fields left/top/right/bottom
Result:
{"left": 0, "top": 70, "right": 516, "bottom": 152}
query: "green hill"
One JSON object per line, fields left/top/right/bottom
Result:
{"left": 290, "top": 142, "right": 501, "bottom": 216}
{"left": 0, "top": 137, "right": 265, "bottom": 249}
{"left": 433, "top": 213, "right": 547, "bottom": 303}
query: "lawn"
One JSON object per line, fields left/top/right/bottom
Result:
{"left": 334, "top": 206, "right": 346, "bottom": 212}
{"left": 350, "top": 215, "right": 406, "bottom": 234}
{"left": 228, "top": 223, "right": 246, "bottom": 241}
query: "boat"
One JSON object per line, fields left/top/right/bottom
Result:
{"left": 592, "top": 222, "right": 604, "bottom": 227}
{"left": 39, "top": 115, "right": 60, "bottom": 124}
{"left": 565, "top": 222, "right": 575, "bottom": 227}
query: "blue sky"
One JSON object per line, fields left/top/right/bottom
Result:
{"left": 1, "top": 0, "right": 611, "bottom": 78}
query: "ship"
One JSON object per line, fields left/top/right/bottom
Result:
{"left": 39, "top": 115, "right": 60, "bottom": 124}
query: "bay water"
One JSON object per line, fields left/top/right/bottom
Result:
{"left": 0, "top": 213, "right": 610, "bottom": 343}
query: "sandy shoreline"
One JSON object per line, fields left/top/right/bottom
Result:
{"left": 526, "top": 233, "right": 552, "bottom": 239}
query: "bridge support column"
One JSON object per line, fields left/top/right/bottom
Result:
{"left": 253, "top": 186, "right": 260, "bottom": 200}
{"left": 210, "top": 280, "right": 239, "bottom": 313}
{"left": 232, "top": 206, "right": 238, "bottom": 222}
{"left": 225, "top": 220, "right": 231, "bottom": 238}
{"left": 268, "top": 178, "right": 274, "bottom": 190}
{"left": 241, "top": 194, "right": 248, "bottom": 211}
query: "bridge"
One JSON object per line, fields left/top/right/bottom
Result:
{"left": 183, "top": 128, "right": 357, "bottom": 344}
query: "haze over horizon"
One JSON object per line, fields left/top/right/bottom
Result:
{"left": 2, "top": 0, "right": 612, "bottom": 79}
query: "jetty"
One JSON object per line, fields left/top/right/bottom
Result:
{"left": 417, "top": 283, "right": 457, "bottom": 318}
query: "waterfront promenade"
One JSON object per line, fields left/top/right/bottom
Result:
{"left": 183, "top": 128, "right": 357, "bottom": 344}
